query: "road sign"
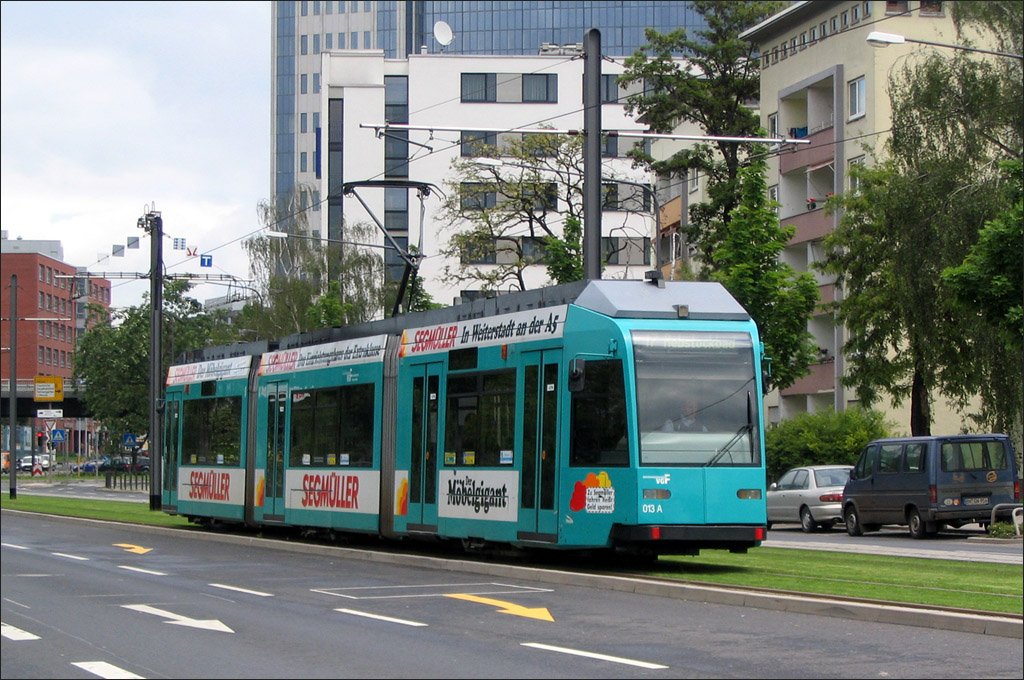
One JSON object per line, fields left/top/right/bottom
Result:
{"left": 45, "top": 419, "right": 56, "bottom": 432}
{"left": 37, "top": 409, "right": 63, "bottom": 418}
{"left": 200, "top": 254, "right": 212, "bottom": 267}
{"left": 51, "top": 429, "right": 66, "bottom": 443}
{"left": 122, "top": 433, "right": 138, "bottom": 448}
{"left": 34, "top": 376, "right": 64, "bottom": 402}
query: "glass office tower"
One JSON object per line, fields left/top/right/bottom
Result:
{"left": 272, "top": 1, "right": 705, "bottom": 215}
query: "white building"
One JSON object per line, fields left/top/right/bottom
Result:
{"left": 316, "top": 49, "right": 659, "bottom": 306}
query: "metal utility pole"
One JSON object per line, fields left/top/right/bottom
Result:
{"left": 8, "top": 274, "right": 17, "bottom": 499}
{"left": 583, "top": 27, "right": 602, "bottom": 281}
{"left": 138, "top": 208, "right": 163, "bottom": 511}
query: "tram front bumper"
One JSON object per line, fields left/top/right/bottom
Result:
{"left": 610, "top": 524, "right": 766, "bottom": 554}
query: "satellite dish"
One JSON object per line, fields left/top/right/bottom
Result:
{"left": 433, "top": 20, "right": 454, "bottom": 48}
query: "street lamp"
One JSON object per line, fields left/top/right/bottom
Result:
{"left": 866, "top": 31, "right": 1024, "bottom": 61}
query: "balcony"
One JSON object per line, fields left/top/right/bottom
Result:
{"left": 780, "top": 127, "right": 834, "bottom": 175}
{"left": 780, "top": 361, "right": 835, "bottom": 397}
{"left": 781, "top": 205, "right": 832, "bottom": 245}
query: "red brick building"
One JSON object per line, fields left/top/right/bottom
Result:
{"left": 2, "top": 245, "right": 110, "bottom": 458}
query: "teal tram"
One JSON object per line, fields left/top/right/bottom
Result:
{"left": 161, "top": 279, "right": 769, "bottom": 556}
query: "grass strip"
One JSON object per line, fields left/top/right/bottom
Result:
{"left": 3, "top": 492, "right": 1021, "bottom": 615}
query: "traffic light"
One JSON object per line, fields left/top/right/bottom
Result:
{"left": 36, "top": 432, "right": 46, "bottom": 451}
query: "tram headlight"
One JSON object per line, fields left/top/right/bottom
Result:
{"left": 736, "top": 488, "right": 762, "bottom": 499}
{"left": 643, "top": 489, "right": 671, "bottom": 500}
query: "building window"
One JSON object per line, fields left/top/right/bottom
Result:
{"left": 602, "top": 237, "right": 650, "bottom": 266}
{"left": 820, "top": 21, "right": 827, "bottom": 39}
{"left": 364, "top": 31, "right": 370, "bottom": 48}
{"left": 863, "top": 2, "right": 871, "bottom": 16}
{"left": 523, "top": 74, "right": 557, "bottom": 102}
{"left": 325, "top": 32, "right": 332, "bottom": 49}
{"left": 461, "top": 73, "right": 497, "bottom": 102}
{"left": 841, "top": 11, "right": 849, "bottom": 28}
{"left": 350, "top": 32, "right": 358, "bottom": 49}
{"left": 313, "top": 34, "right": 320, "bottom": 54}
{"left": 301, "top": 73, "right": 308, "bottom": 94}
{"left": 314, "top": 73, "right": 320, "bottom": 93}
{"left": 350, "top": 1, "right": 358, "bottom": 12}
{"left": 790, "top": 37, "right": 797, "bottom": 55}
{"left": 689, "top": 171, "right": 699, "bottom": 193}
{"left": 885, "top": 1, "right": 909, "bottom": 13}
{"left": 301, "top": 152, "right": 307, "bottom": 172}
{"left": 771, "top": 46, "right": 779, "bottom": 63}
{"left": 768, "top": 185, "right": 779, "bottom": 214}
{"left": 325, "top": 1, "right": 332, "bottom": 14}
{"left": 301, "top": 112, "right": 307, "bottom": 133}
{"left": 39, "top": 264, "right": 45, "bottom": 280}
{"left": 919, "top": 1, "right": 943, "bottom": 15}
{"left": 799, "top": 32, "right": 807, "bottom": 49}
{"left": 810, "top": 27, "right": 817, "bottom": 42}
{"left": 849, "top": 155, "right": 865, "bottom": 192}
{"left": 460, "top": 182, "right": 497, "bottom": 211}
{"left": 830, "top": 16, "right": 838, "bottom": 32}
{"left": 301, "top": 34, "right": 308, "bottom": 55}
{"left": 461, "top": 131, "right": 497, "bottom": 156}
{"left": 768, "top": 112, "right": 778, "bottom": 138}
{"left": 338, "top": 33, "right": 345, "bottom": 49}
{"left": 778, "top": 43, "right": 786, "bottom": 61}
{"left": 312, "top": 0, "right": 319, "bottom": 15}
{"left": 301, "top": 1, "right": 308, "bottom": 16}
{"left": 848, "top": 77, "right": 866, "bottom": 120}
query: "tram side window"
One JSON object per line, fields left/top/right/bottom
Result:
{"left": 182, "top": 397, "right": 243, "bottom": 465}
{"left": 570, "top": 359, "right": 629, "bottom": 467}
{"left": 445, "top": 369, "right": 516, "bottom": 466}
{"left": 290, "top": 384, "right": 375, "bottom": 467}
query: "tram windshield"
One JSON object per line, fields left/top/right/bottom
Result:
{"left": 632, "top": 330, "right": 759, "bottom": 467}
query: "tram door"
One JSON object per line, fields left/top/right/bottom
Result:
{"left": 521, "top": 350, "right": 560, "bottom": 537}
{"left": 162, "top": 395, "right": 182, "bottom": 509}
{"left": 262, "top": 382, "right": 288, "bottom": 519}
{"left": 408, "top": 363, "right": 442, "bottom": 528}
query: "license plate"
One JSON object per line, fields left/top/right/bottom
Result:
{"left": 963, "top": 496, "right": 989, "bottom": 506}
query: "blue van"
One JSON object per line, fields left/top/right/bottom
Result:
{"left": 842, "top": 434, "right": 1021, "bottom": 539}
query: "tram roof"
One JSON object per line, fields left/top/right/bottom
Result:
{"left": 180, "top": 279, "right": 749, "bottom": 362}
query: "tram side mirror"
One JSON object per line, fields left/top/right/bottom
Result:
{"left": 568, "top": 357, "right": 586, "bottom": 392}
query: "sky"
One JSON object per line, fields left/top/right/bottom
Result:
{"left": 1, "top": 1, "right": 270, "bottom": 309}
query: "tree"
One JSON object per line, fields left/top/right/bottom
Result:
{"left": 618, "top": 1, "right": 788, "bottom": 270}
{"left": 765, "top": 407, "right": 893, "bottom": 482}
{"left": 438, "top": 133, "right": 652, "bottom": 293}
{"left": 241, "top": 190, "right": 391, "bottom": 337}
{"left": 820, "top": 2, "right": 1022, "bottom": 437}
{"left": 710, "top": 151, "right": 819, "bottom": 392}
{"left": 73, "top": 280, "right": 231, "bottom": 455}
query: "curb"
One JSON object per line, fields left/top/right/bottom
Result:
{"left": 4, "top": 508, "right": 1021, "bottom": 639}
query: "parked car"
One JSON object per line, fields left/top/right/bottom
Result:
{"left": 100, "top": 456, "right": 151, "bottom": 474}
{"left": 767, "top": 465, "right": 853, "bottom": 533}
{"left": 842, "top": 434, "right": 1020, "bottom": 539}
{"left": 72, "top": 458, "right": 106, "bottom": 474}
{"left": 18, "top": 454, "right": 52, "bottom": 472}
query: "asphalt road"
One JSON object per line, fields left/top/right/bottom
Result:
{"left": 2, "top": 512, "right": 1022, "bottom": 679}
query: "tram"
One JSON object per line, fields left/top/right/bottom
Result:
{"left": 161, "top": 278, "right": 769, "bottom": 555}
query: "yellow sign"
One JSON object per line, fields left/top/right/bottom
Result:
{"left": 34, "top": 376, "right": 64, "bottom": 402}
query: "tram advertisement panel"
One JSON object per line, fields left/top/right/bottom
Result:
{"left": 438, "top": 469, "right": 519, "bottom": 522}
{"left": 281, "top": 469, "right": 381, "bottom": 514}
{"left": 399, "top": 306, "right": 568, "bottom": 357}
{"left": 167, "top": 355, "right": 251, "bottom": 385}
{"left": 179, "top": 467, "right": 246, "bottom": 505}
{"left": 258, "top": 335, "right": 387, "bottom": 375}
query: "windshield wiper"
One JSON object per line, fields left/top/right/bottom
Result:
{"left": 705, "top": 391, "right": 753, "bottom": 467}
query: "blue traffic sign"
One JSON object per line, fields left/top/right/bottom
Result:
{"left": 122, "top": 433, "right": 137, "bottom": 448}
{"left": 200, "top": 254, "right": 213, "bottom": 267}
{"left": 51, "top": 429, "right": 66, "bottom": 443}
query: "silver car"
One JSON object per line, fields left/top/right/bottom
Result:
{"left": 767, "top": 465, "right": 853, "bottom": 532}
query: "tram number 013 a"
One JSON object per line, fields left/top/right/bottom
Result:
{"left": 642, "top": 504, "right": 664, "bottom": 514}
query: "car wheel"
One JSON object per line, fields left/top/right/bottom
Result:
{"left": 800, "top": 506, "right": 818, "bottom": 533}
{"left": 908, "top": 507, "right": 928, "bottom": 539}
{"left": 844, "top": 506, "right": 864, "bottom": 536}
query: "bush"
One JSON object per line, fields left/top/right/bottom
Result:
{"left": 987, "top": 522, "right": 1019, "bottom": 539}
{"left": 765, "top": 407, "right": 893, "bottom": 482}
